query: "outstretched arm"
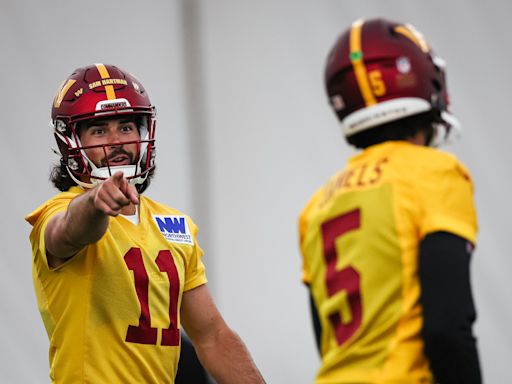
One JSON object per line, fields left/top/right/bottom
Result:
{"left": 181, "top": 284, "right": 266, "bottom": 384}
{"left": 44, "top": 171, "right": 139, "bottom": 267}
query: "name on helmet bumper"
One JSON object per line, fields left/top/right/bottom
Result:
{"left": 95, "top": 98, "right": 133, "bottom": 114}
{"left": 341, "top": 98, "right": 431, "bottom": 136}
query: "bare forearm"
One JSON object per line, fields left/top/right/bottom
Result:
{"left": 64, "top": 190, "right": 109, "bottom": 246}
{"left": 195, "top": 328, "right": 265, "bottom": 384}
{"left": 45, "top": 172, "right": 138, "bottom": 260}
{"left": 46, "top": 190, "right": 108, "bottom": 258}
{"left": 181, "top": 285, "right": 265, "bottom": 383}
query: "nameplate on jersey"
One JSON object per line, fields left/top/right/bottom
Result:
{"left": 153, "top": 215, "right": 193, "bottom": 245}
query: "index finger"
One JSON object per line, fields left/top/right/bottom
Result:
{"left": 124, "top": 183, "right": 139, "bottom": 205}
{"left": 108, "top": 171, "right": 139, "bottom": 205}
{"left": 111, "top": 171, "right": 125, "bottom": 187}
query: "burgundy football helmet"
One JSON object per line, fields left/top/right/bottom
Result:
{"left": 325, "top": 18, "right": 459, "bottom": 146}
{"left": 51, "top": 63, "right": 156, "bottom": 188}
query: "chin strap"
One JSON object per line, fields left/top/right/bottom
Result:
{"left": 66, "top": 164, "right": 147, "bottom": 189}
{"left": 90, "top": 165, "right": 137, "bottom": 184}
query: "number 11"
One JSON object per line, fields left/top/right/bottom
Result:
{"left": 124, "top": 248, "right": 180, "bottom": 346}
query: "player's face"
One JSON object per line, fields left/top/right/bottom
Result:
{"left": 79, "top": 117, "right": 140, "bottom": 169}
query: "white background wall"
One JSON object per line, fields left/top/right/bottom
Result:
{"left": 1, "top": 0, "right": 510, "bottom": 382}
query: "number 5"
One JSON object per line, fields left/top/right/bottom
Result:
{"left": 368, "top": 70, "right": 386, "bottom": 97}
{"left": 321, "top": 208, "right": 362, "bottom": 346}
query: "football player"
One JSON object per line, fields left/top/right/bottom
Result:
{"left": 26, "top": 63, "right": 265, "bottom": 384}
{"left": 299, "top": 18, "right": 482, "bottom": 383}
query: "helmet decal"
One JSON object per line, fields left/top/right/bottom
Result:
{"left": 396, "top": 56, "right": 412, "bottom": 74}
{"left": 394, "top": 24, "right": 430, "bottom": 53}
{"left": 349, "top": 19, "right": 378, "bottom": 107}
{"left": 53, "top": 79, "right": 76, "bottom": 108}
{"left": 93, "top": 63, "right": 119, "bottom": 99}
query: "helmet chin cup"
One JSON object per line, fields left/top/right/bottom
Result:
{"left": 90, "top": 165, "right": 137, "bottom": 185}
{"left": 429, "top": 111, "right": 461, "bottom": 147}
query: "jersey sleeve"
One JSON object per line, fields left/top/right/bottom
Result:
{"left": 26, "top": 194, "right": 74, "bottom": 269}
{"left": 183, "top": 217, "right": 208, "bottom": 292}
{"left": 298, "top": 189, "right": 324, "bottom": 285}
{"left": 299, "top": 211, "right": 311, "bottom": 285}
{"left": 415, "top": 156, "right": 478, "bottom": 244}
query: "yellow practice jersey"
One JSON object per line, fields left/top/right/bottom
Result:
{"left": 26, "top": 187, "right": 208, "bottom": 384}
{"left": 299, "top": 141, "right": 477, "bottom": 384}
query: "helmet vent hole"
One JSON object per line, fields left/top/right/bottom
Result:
{"left": 388, "top": 24, "right": 399, "bottom": 38}
{"left": 431, "top": 79, "right": 442, "bottom": 92}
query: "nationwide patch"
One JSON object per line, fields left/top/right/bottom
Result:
{"left": 153, "top": 215, "right": 193, "bottom": 245}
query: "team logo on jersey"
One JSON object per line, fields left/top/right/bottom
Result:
{"left": 153, "top": 215, "right": 193, "bottom": 245}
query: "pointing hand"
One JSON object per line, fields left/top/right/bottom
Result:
{"left": 91, "top": 171, "right": 139, "bottom": 216}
